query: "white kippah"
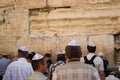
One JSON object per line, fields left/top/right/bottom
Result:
{"left": 88, "top": 42, "right": 96, "bottom": 47}
{"left": 32, "top": 53, "right": 43, "bottom": 60}
{"left": 19, "top": 46, "right": 28, "bottom": 52}
{"left": 3, "top": 53, "right": 7, "bottom": 55}
{"left": 67, "top": 40, "right": 80, "bottom": 46}
{"left": 56, "top": 51, "right": 65, "bottom": 55}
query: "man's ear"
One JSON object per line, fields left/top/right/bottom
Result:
{"left": 65, "top": 54, "right": 67, "bottom": 59}
{"left": 65, "top": 54, "right": 70, "bottom": 62}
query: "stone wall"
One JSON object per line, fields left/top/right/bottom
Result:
{"left": 0, "top": 0, "right": 120, "bottom": 65}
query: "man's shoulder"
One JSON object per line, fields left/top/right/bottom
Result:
{"left": 94, "top": 56, "right": 103, "bottom": 61}
{"left": 29, "top": 72, "right": 47, "bottom": 80}
{"left": 56, "top": 61, "right": 93, "bottom": 71}
{"left": 87, "top": 53, "right": 102, "bottom": 61}
{"left": 8, "top": 61, "right": 17, "bottom": 66}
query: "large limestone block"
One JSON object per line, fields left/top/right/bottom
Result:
{"left": 0, "top": 0, "right": 14, "bottom": 8}
{"left": 46, "top": 24, "right": 118, "bottom": 37}
{"left": 89, "top": 35, "right": 114, "bottom": 65}
{"left": 28, "top": 0, "right": 46, "bottom": 9}
{"left": 48, "top": 9, "right": 83, "bottom": 20}
{"left": 15, "top": 0, "right": 29, "bottom": 9}
{"left": 5, "top": 10, "right": 29, "bottom": 37}
{"left": 15, "top": 0, "right": 47, "bottom": 9}
{"left": 0, "top": 37, "right": 16, "bottom": 55}
{"left": 16, "top": 37, "right": 57, "bottom": 55}
{"left": 48, "top": 8, "right": 120, "bottom": 35}
{"left": 58, "top": 35, "right": 87, "bottom": 56}
{"left": 83, "top": 8, "right": 120, "bottom": 18}
{"left": 30, "top": 12, "right": 48, "bottom": 27}
{"left": 88, "top": 0, "right": 112, "bottom": 4}
{"left": 48, "top": 0, "right": 77, "bottom": 7}
{"left": 16, "top": 36, "right": 57, "bottom": 61}
{"left": 48, "top": 8, "right": 120, "bottom": 20}
{"left": 48, "top": 16, "right": 120, "bottom": 27}
{"left": 30, "top": 11, "right": 48, "bottom": 36}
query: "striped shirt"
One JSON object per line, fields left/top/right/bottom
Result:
{"left": 52, "top": 61, "right": 100, "bottom": 80}
{"left": 52, "top": 61, "right": 65, "bottom": 73}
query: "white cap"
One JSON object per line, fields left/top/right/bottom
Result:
{"left": 2, "top": 53, "right": 7, "bottom": 55}
{"left": 98, "top": 52, "right": 104, "bottom": 57}
{"left": 56, "top": 51, "right": 65, "bottom": 55}
{"left": 32, "top": 53, "right": 43, "bottom": 60}
{"left": 67, "top": 40, "right": 80, "bottom": 46}
{"left": 19, "top": 46, "right": 28, "bottom": 52}
{"left": 88, "top": 42, "right": 96, "bottom": 47}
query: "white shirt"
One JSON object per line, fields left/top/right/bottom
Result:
{"left": 80, "top": 53, "right": 104, "bottom": 71}
{"left": 3, "top": 58, "right": 33, "bottom": 80}
{"left": 106, "top": 75, "right": 120, "bottom": 80}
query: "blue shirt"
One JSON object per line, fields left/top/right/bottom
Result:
{"left": 0, "top": 57, "right": 11, "bottom": 75}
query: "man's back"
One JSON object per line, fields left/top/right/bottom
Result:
{"left": 52, "top": 61, "right": 96, "bottom": 80}
{"left": 3, "top": 58, "right": 33, "bottom": 80}
{"left": 106, "top": 75, "right": 120, "bottom": 80}
{"left": 28, "top": 72, "right": 47, "bottom": 80}
{"left": 0, "top": 57, "right": 11, "bottom": 75}
{"left": 81, "top": 53, "right": 104, "bottom": 71}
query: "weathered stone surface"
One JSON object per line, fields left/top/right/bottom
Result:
{"left": 0, "top": 0, "right": 14, "bottom": 8}
{"left": 0, "top": 37, "right": 16, "bottom": 56}
{"left": 88, "top": 0, "right": 112, "bottom": 4}
{"left": 15, "top": 0, "right": 47, "bottom": 9}
{"left": 48, "top": 0, "right": 77, "bottom": 7}
{"left": 83, "top": 8, "right": 120, "bottom": 18}
{"left": 73, "top": 0, "right": 120, "bottom": 10}
{"left": 0, "top": 24, "right": 6, "bottom": 36}
{"left": 0, "top": 10, "right": 4, "bottom": 22}
{"left": 89, "top": 35, "right": 114, "bottom": 65}
{"left": 5, "top": 10, "right": 29, "bottom": 37}
{"left": 16, "top": 37, "right": 57, "bottom": 60}
{"left": 15, "top": 0, "right": 28, "bottom": 9}
{"left": 0, "top": 0, "right": 120, "bottom": 64}
{"left": 58, "top": 35, "right": 87, "bottom": 55}
{"left": 30, "top": 12, "right": 48, "bottom": 36}
{"left": 28, "top": 0, "right": 46, "bottom": 9}
{"left": 48, "top": 8, "right": 120, "bottom": 19}
{"left": 47, "top": 8, "right": 120, "bottom": 35}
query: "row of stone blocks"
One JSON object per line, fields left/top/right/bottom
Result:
{"left": 0, "top": 0, "right": 112, "bottom": 9}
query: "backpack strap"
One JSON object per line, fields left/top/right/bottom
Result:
{"left": 84, "top": 55, "right": 96, "bottom": 67}
{"left": 84, "top": 56, "right": 89, "bottom": 62}
{"left": 48, "top": 64, "right": 53, "bottom": 80}
{"left": 90, "top": 55, "right": 96, "bottom": 62}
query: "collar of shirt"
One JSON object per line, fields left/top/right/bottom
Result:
{"left": 17, "top": 58, "right": 27, "bottom": 62}
{"left": 1, "top": 57, "right": 6, "bottom": 60}
{"left": 87, "top": 53, "right": 96, "bottom": 60}
{"left": 108, "top": 75, "right": 115, "bottom": 77}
